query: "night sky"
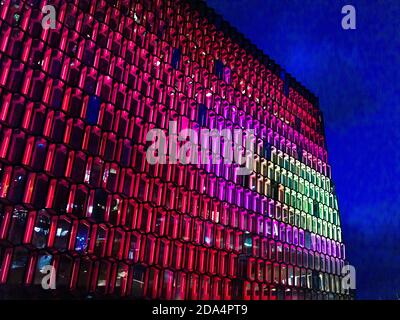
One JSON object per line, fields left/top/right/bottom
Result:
{"left": 205, "top": 0, "right": 400, "bottom": 299}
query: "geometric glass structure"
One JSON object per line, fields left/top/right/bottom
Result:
{"left": 0, "top": 0, "right": 349, "bottom": 299}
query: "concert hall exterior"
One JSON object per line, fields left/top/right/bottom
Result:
{"left": 0, "top": 0, "right": 349, "bottom": 299}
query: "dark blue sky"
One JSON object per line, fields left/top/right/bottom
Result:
{"left": 206, "top": 0, "right": 400, "bottom": 299}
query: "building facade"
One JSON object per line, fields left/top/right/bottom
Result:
{"left": 0, "top": 0, "right": 349, "bottom": 299}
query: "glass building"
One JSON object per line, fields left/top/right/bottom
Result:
{"left": 0, "top": 0, "right": 350, "bottom": 299}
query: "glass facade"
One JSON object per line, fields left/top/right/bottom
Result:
{"left": 0, "top": 0, "right": 349, "bottom": 299}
